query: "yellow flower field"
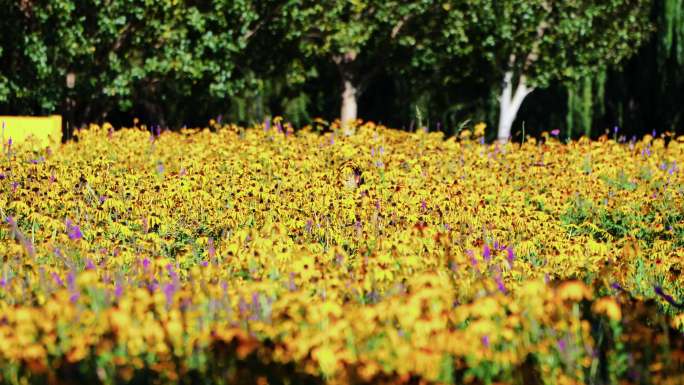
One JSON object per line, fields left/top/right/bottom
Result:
{"left": 1, "top": 121, "right": 684, "bottom": 384}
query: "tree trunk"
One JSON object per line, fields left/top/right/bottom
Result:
{"left": 497, "top": 71, "right": 534, "bottom": 142}
{"left": 340, "top": 78, "right": 358, "bottom": 135}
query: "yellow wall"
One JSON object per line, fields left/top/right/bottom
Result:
{"left": 0, "top": 115, "right": 62, "bottom": 148}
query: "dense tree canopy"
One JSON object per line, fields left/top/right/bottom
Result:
{"left": 0, "top": 0, "right": 681, "bottom": 139}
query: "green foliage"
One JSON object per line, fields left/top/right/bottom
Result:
{"left": 0, "top": 0, "right": 266, "bottom": 126}
{"left": 459, "top": 0, "right": 652, "bottom": 87}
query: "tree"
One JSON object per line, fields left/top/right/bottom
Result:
{"left": 0, "top": 0, "right": 266, "bottom": 128}
{"left": 441, "top": 0, "right": 652, "bottom": 142}
{"left": 275, "top": 0, "right": 432, "bottom": 132}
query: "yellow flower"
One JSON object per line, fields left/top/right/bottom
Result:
{"left": 557, "top": 281, "right": 591, "bottom": 301}
{"left": 312, "top": 346, "right": 338, "bottom": 376}
{"left": 473, "top": 122, "right": 486, "bottom": 137}
{"left": 592, "top": 297, "right": 621, "bottom": 321}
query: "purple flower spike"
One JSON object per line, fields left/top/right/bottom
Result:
{"left": 200, "top": 261, "right": 209, "bottom": 267}
{"left": 52, "top": 273, "right": 64, "bottom": 287}
{"left": 70, "top": 292, "right": 80, "bottom": 303}
{"left": 506, "top": 246, "right": 515, "bottom": 266}
{"left": 483, "top": 245, "right": 491, "bottom": 262}
{"left": 85, "top": 259, "right": 96, "bottom": 270}
{"left": 467, "top": 250, "right": 478, "bottom": 267}
{"left": 66, "top": 219, "right": 81, "bottom": 240}
{"left": 496, "top": 279, "right": 507, "bottom": 294}
{"left": 550, "top": 129, "right": 560, "bottom": 136}
{"left": 142, "top": 258, "right": 150, "bottom": 270}
{"left": 0, "top": 278, "right": 7, "bottom": 288}
{"left": 115, "top": 283, "right": 124, "bottom": 298}
{"left": 208, "top": 238, "right": 216, "bottom": 259}
{"left": 166, "top": 264, "right": 178, "bottom": 280}
{"left": 288, "top": 272, "right": 297, "bottom": 291}
{"left": 557, "top": 338, "right": 567, "bottom": 352}
{"left": 482, "top": 335, "right": 490, "bottom": 348}
{"left": 163, "top": 283, "right": 176, "bottom": 305}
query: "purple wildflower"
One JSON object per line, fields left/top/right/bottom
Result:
{"left": 238, "top": 296, "right": 249, "bottom": 316}
{"left": 668, "top": 161, "right": 678, "bottom": 175}
{"left": 52, "top": 273, "right": 64, "bottom": 287}
{"left": 288, "top": 272, "right": 297, "bottom": 291}
{"left": 557, "top": 338, "right": 567, "bottom": 352}
{"left": 208, "top": 237, "right": 216, "bottom": 259}
{"left": 654, "top": 286, "right": 682, "bottom": 307}
{"left": 481, "top": 335, "right": 490, "bottom": 348}
{"left": 148, "top": 281, "right": 158, "bottom": 293}
{"left": 142, "top": 258, "right": 150, "bottom": 270}
{"left": 70, "top": 292, "right": 80, "bottom": 303}
{"left": 550, "top": 129, "right": 560, "bottom": 136}
{"left": 251, "top": 292, "right": 261, "bottom": 320}
{"left": 66, "top": 219, "right": 83, "bottom": 240}
{"left": 200, "top": 260, "right": 209, "bottom": 267}
{"left": 483, "top": 244, "right": 491, "bottom": 262}
{"left": 115, "top": 282, "right": 124, "bottom": 298}
{"left": 166, "top": 263, "right": 178, "bottom": 280}
{"left": 264, "top": 118, "right": 271, "bottom": 132}
{"left": 467, "top": 250, "right": 478, "bottom": 267}
{"left": 506, "top": 246, "right": 515, "bottom": 267}
{"left": 0, "top": 278, "right": 6, "bottom": 288}
{"left": 67, "top": 271, "right": 76, "bottom": 289}
{"left": 85, "top": 259, "right": 96, "bottom": 270}
{"left": 163, "top": 283, "right": 176, "bottom": 305}
{"left": 496, "top": 276, "right": 507, "bottom": 294}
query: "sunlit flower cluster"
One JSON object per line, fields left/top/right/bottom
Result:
{"left": 1, "top": 121, "right": 684, "bottom": 384}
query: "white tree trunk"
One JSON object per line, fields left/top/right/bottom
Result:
{"left": 340, "top": 78, "right": 358, "bottom": 136}
{"left": 497, "top": 71, "right": 534, "bottom": 143}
